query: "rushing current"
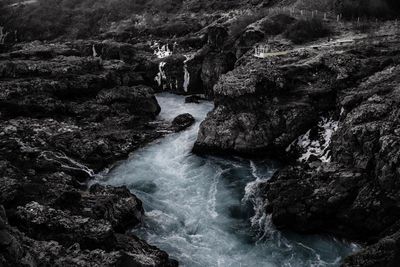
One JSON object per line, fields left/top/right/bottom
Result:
{"left": 99, "top": 93, "right": 358, "bottom": 267}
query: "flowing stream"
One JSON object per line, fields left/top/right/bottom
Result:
{"left": 100, "top": 93, "right": 358, "bottom": 267}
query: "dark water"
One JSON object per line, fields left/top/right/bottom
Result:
{"left": 100, "top": 93, "right": 359, "bottom": 267}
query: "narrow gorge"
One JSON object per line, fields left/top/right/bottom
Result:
{"left": 1, "top": 0, "right": 400, "bottom": 266}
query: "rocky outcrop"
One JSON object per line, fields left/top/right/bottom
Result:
{"left": 342, "top": 229, "right": 400, "bottom": 267}
{"left": 194, "top": 43, "right": 399, "bottom": 156}
{"left": 263, "top": 64, "right": 400, "bottom": 241}
{"left": 0, "top": 42, "right": 176, "bottom": 266}
{"left": 194, "top": 50, "right": 329, "bottom": 155}
{"left": 201, "top": 50, "right": 236, "bottom": 98}
{"left": 0, "top": 204, "right": 176, "bottom": 267}
{"left": 194, "top": 35, "right": 400, "bottom": 265}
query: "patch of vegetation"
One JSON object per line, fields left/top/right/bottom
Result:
{"left": 260, "top": 14, "right": 296, "bottom": 36}
{"left": 284, "top": 18, "right": 331, "bottom": 44}
{"left": 337, "top": 0, "right": 400, "bottom": 19}
{"left": 141, "top": 17, "right": 203, "bottom": 38}
{"left": 228, "top": 10, "right": 268, "bottom": 38}
{"left": 2, "top": 0, "right": 184, "bottom": 42}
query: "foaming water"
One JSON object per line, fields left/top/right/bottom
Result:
{"left": 100, "top": 93, "right": 358, "bottom": 267}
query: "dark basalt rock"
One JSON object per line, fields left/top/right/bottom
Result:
{"left": 193, "top": 34, "right": 400, "bottom": 265}
{"left": 171, "top": 113, "right": 195, "bottom": 132}
{"left": 97, "top": 85, "right": 161, "bottom": 117}
{"left": 15, "top": 202, "right": 115, "bottom": 250}
{"left": 0, "top": 41, "right": 177, "bottom": 266}
{"left": 342, "top": 229, "right": 400, "bottom": 267}
{"left": 201, "top": 51, "right": 236, "bottom": 99}
{"left": 263, "top": 164, "right": 368, "bottom": 238}
{"left": 84, "top": 184, "right": 144, "bottom": 232}
{"left": 194, "top": 45, "right": 399, "bottom": 157}
{"left": 0, "top": 205, "right": 176, "bottom": 267}
{"left": 263, "top": 64, "right": 400, "bottom": 238}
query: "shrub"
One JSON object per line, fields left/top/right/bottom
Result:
{"left": 284, "top": 18, "right": 331, "bottom": 44}
{"left": 148, "top": 20, "right": 202, "bottom": 37}
{"left": 229, "top": 10, "right": 268, "bottom": 38}
{"left": 260, "top": 14, "right": 296, "bottom": 36}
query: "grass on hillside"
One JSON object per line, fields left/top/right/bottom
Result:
{"left": 284, "top": 18, "right": 332, "bottom": 44}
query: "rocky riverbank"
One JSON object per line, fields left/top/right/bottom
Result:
{"left": 0, "top": 41, "right": 179, "bottom": 266}
{"left": 193, "top": 26, "right": 400, "bottom": 266}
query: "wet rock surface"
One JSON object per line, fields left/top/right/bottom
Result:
{"left": 0, "top": 41, "right": 177, "bottom": 267}
{"left": 171, "top": 113, "right": 195, "bottom": 132}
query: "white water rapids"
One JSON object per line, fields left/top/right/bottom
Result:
{"left": 99, "top": 93, "right": 358, "bottom": 267}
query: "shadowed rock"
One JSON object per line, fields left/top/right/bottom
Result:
{"left": 171, "top": 113, "right": 195, "bottom": 132}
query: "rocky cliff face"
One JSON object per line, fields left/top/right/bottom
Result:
{"left": 193, "top": 27, "right": 400, "bottom": 265}
{"left": 263, "top": 63, "right": 400, "bottom": 266}
{"left": 0, "top": 41, "right": 177, "bottom": 267}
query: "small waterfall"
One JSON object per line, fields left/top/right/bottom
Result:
{"left": 183, "top": 55, "right": 194, "bottom": 93}
{"left": 287, "top": 117, "right": 339, "bottom": 163}
{"left": 152, "top": 42, "right": 173, "bottom": 90}
{"left": 92, "top": 44, "right": 98, "bottom": 57}
{"left": 155, "top": 62, "right": 167, "bottom": 89}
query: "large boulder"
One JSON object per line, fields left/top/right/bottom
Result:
{"left": 171, "top": 113, "right": 195, "bottom": 132}
{"left": 83, "top": 184, "right": 144, "bottom": 232}
{"left": 194, "top": 46, "right": 398, "bottom": 157}
{"left": 97, "top": 85, "right": 161, "bottom": 117}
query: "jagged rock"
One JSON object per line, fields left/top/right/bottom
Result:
{"left": 263, "top": 164, "right": 368, "bottom": 238}
{"left": 201, "top": 51, "right": 236, "bottom": 98}
{"left": 15, "top": 202, "right": 115, "bottom": 249}
{"left": 0, "top": 41, "right": 176, "bottom": 266}
{"left": 260, "top": 62, "right": 400, "bottom": 264}
{"left": 97, "top": 85, "right": 161, "bottom": 117}
{"left": 342, "top": 229, "right": 400, "bottom": 267}
{"left": 194, "top": 54, "right": 322, "bottom": 155}
{"left": 194, "top": 46, "right": 399, "bottom": 156}
{"left": 82, "top": 184, "right": 144, "bottom": 232}
{"left": 0, "top": 204, "right": 176, "bottom": 267}
{"left": 171, "top": 113, "right": 195, "bottom": 132}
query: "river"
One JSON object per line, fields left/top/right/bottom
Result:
{"left": 98, "top": 93, "right": 358, "bottom": 267}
